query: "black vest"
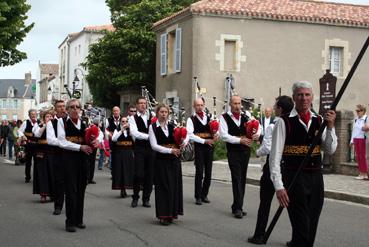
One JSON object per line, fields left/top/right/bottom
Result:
{"left": 63, "top": 117, "right": 87, "bottom": 145}
{"left": 191, "top": 115, "right": 212, "bottom": 147}
{"left": 281, "top": 115, "right": 322, "bottom": 171}
{"left": 222, "top": 113, "right": 249, "bottom": 151}
{"left": 115, "top": 130, "right": 133, "bottom": 150}
{"left": 152, "top": 123, "right": 177, "bottom": 159}
{"left": 107, "top": 116, "right": 121, "bottom": 133}
{"left": 25, "top": 119, "right": 38, "bottom": 142}
{"left": 51, "top": 118, "right": 58, "bottom": 137}
{"left": 134, "top": 114, "right": 151, "bottom": 147}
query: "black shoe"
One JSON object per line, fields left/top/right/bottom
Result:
{"left": 131, "top": 199, "right": 138, "bottom": 208}
{"left": 53, "top": 208, "right": 61, "bottom": 215}
{"left": 25, "top": 179, "right": 30, "bottom": 183}
{"left": 65, "top": 226, "right": 76, "bottom": 232}
{"left": 201, "top": 197, "right": 210, "bottom": 203}
{"left": 76, "top": 223, "right": 86, "bottom": 229}
{"left": 142, "top": 201, "right": 151, "bottom": 208}
{"left": 195, "top": 198, "right": 202, "bottom": 205}
{"left": 233, "top": 210, "right": 243, "bottom": 219}
{"left": 247, "top": 235, "right": 265, "bottom": 245}
{"left": 88, "top": 180, "right": 96, "bottom": 184}
{"left": 286, "top": 241, "right": 292, "bottom": 247}
{"left": 159, "top": 219, "right": 170, "bottom": 226}
{"left": 120, "top": 190, "right": 127, "bottom": 198}
{"left": 242, "top": 211, "right": 247, "bottom": 216}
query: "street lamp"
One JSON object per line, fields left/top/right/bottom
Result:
{"left": 64, "top": 68, "right": 82, "bottom": 99}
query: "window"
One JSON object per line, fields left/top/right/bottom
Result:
{"left": 2, "top": 99, "right": 7, "bottom": 109}
{"left": 224, "top": 40, "right": 236, "bottom": 71}
{"left": 1, "top": 115, "right": 7, "bottom": 120}
{"left": 160, "top": 28, "right": 182, "bottom": 76}
{"left": 329, "top": 47, "right": 343, "bottom": 77}
{"left": 7, "top": 99, "right": 13, "bottom": 109}
{"left": 14, "top": 99, "right": 18, "bottom": 109}
{"left": 13, "top": 114, "right": 17, "bottom": 120}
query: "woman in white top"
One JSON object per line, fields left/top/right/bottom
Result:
{"left": 148, "top": 103, "right": 188, "bottom": 226}
{"left": 350, "top": 104, "right": 369, "bottom": 180}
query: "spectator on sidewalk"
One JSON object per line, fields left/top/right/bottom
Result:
{"left": 1, "top": 120, "right": 10, "bottom": 157}
{"left": 7, "top": 121, "right": 15, "bottom": 160}
{"left": 350, "top": 104, "right": 369, "bottom": 180}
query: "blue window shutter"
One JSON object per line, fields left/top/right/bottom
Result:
{"left": 160, "top": 33, "right": 167, "bottom": 76}
{"left": 175, "top": 28, "right": 182, "bottom": 73}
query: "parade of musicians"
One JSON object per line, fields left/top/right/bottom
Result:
{"left": 1, "top": 0, "right": 369, "bottom": 247}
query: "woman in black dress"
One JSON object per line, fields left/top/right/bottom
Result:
{"left": 111, "top": 116, "right": 134, "bottom": 198}
{"left": 32, "top": 110, "right": 55, "bottom": 203}
{"left": 148, "top": 104, "right": 188, "bottom": 225}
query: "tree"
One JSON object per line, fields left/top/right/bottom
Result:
{"left": 0, "top": 0, "right": 34, "bottom": 66}
{"left": 84, "top": 0, "right": 196, "bottom": 108}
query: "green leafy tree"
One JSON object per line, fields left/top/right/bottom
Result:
{"left": 84, "top": 0, "right": 196, "bottom": 108}
{"left": 0, "top": 0, "right": 34, "bottom": 66}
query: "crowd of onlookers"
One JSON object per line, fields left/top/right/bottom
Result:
{"left": 0, "top": 119, "right": 23, "bottom": 161}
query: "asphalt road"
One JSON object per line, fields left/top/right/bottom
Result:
{"left": 1, "top": 160, "right": 368, "bottom": 247}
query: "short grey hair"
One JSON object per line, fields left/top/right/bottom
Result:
{"left": 28, "top": 109, "right": 37, "bottom": 115}
{"left": 66, "top": 99, "right": 81, "bottom": 109}
{"left": 292, "top": 81, "right": 313, "bottom": 94}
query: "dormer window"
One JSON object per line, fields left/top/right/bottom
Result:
{"left": 7, "top": 86, "right": 15, "bottom": 98}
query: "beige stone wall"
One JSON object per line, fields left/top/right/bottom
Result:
{"left": 156, "top": 15, "right": 369, "bottom": 115}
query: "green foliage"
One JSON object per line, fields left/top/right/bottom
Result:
{"left": 213, "top": 140, "right": 227, "bottom": 161}
{"left": 213, "top": 140, "right": 260, "bottom": 161}
{"left": 0, "top": 0, "right": 34, "bottom": 66}
{"left": 84, "top": 0, "right": 196, "bottom": 108}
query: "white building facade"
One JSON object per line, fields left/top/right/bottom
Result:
{"left": 58, "top": 25, "right": 114, "bottom": 106}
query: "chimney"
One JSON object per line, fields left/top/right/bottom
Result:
{"left": 25, "top": 72, "right": 32, "bottom": 85}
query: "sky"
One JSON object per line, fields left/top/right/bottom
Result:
{"left": 0, "top": 0, "right": 368, "bottom": 80}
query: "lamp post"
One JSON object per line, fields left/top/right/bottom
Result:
{"left": 64, "top": 68, "right": 84, "bottom": 100}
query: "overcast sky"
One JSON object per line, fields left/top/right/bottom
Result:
{"left": 0, "top": 0, "right": 368, "bottom": 79}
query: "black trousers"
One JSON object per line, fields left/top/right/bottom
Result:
{"left": 283, "top": 170, "right": 324, "bottom": 247}
{"left": 1, "top": 138, "right": 6, "bottom": 155}
{"left": 34, "top": 151, "right": 55, "bottom": 196}
{"left": 253, "top": 162, "right": 275, "bottom": 237}
{"left": 194, "top": 144, "right": 213, "bottom": 199}
{"left": 63, "top": 151, "right": 88, "bottom": 227}
{"left": 51, "top": 151, "right": 65, "bottom": 210}
{"left": 25, "top": 143, "right": 36, "bottom": 181}
{"left": 227, "top": 149, "right": 250, "bottom": 212}
{"left": 132, "top": 146, "right": 153, "bottom": 202}
{"left": 87, "top": 149, "right": 97, "bottom": 182}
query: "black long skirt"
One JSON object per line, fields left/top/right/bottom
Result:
{"left": 33, "top": 151, "right": 54, "bottom": 196}
{"left": 112, "top": 148, "right": 134, "bottom": 190}
{"left": 154, "top": 157, "right": 183, "bottom": 220}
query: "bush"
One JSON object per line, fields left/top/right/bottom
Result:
{"left": 213, "top": 140, "right": 260, "bottom": 161}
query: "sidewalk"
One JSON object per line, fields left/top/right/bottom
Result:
{"left": 182, "top": 158, "right": 369, "bottom": 206}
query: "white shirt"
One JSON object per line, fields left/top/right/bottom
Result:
{"left": 256, "top": 121, "right": 275, "bottom": 157}
{"left": 112, "top": 128, "right": 128, "bottom": 142}
{"left": 18, "top": 119, "right": 37, "bottom": 137}
{"left": 57, "top": 116, "right": 82, "bottom": 151}
{"left": 269, "top": 108, "right": 338, "bottom": 191}
{"left": 148, "top": 121, "right": 189, "bottom": 154}
{"left": 129, "top": 111, "right": 149, "bottom": 141}
{"left": 32, "top": 122, "right": 45, "bottom": 138}
{"left": 46, "top": 119, "right": 59, "bottom": 147}
{"left": 186, "top": 112, "right": 208, "bottom": 144}
{"left": 219, "top": 111, "right": 261, "bottom": 144}
{"left": 350, "top": 114, "right": 368, "bottom": 143}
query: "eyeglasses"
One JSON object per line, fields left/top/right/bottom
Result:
{"left": 356, "top": 109, "right": 363, "bottom": 113}
{"left": 121, "top": 121, "right": 128, "bottom": 123}
{"left": 129, "top": 110, "right": 136, "bottom": 113}
{"left": 69, "top": 105, "right": 81, "bottom": 110}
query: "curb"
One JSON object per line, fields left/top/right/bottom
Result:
{"left": 182, "top": 173, "right": 369, "bottom": 206}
